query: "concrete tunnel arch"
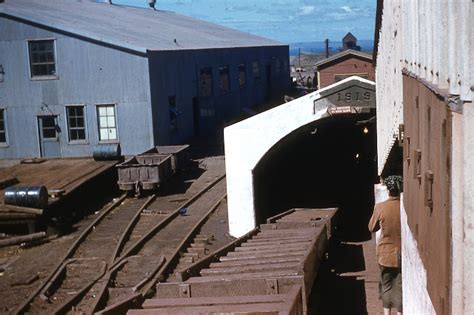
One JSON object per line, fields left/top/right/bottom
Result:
{"left": 224, "top": 77, "right": 376, "bottom": 237}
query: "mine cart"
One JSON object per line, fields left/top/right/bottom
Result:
{"left": 116, "top": 154, "right": 173, "bottom": 192}
{"left": 140, "top": 145, "right": 190, "bottom": 173}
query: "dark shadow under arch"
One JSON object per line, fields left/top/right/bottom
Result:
{"left": 252, "top": 112, "right": 378, "bottom": 242}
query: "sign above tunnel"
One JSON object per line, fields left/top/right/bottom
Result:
{"left": 317, "top": 79, "right": 376, "bottom": 109}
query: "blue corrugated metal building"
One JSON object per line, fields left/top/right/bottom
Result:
{"left": 0, "top": 0, "right": 290, "bottom": 158}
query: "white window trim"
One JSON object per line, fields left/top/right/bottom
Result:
{"left": 65, "top": 104, "right": 88, "bottom": 145}
{"left": 26, "top": 38, "right": 59, "bottom": 81}
{"left": 96, "top": 103, "right": 119, "bottom": 144}
{"left": 0, "top": 107, "right": 9, "bottom": 148}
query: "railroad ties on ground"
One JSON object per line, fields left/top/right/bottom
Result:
{"left": 14, "top": 171, "right": 226, "bottom": 315}
{"left": 129, "top": 208, "right": 338, "bottom": 315}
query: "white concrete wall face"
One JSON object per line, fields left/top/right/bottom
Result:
{"left": 400, "top": 195, "right": 436, "bottom": 315}
{"left": 224, "top": 77, "right": 375, "bottom": 237}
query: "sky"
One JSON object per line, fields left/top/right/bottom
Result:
{"left": 111, "top": 0, "right": 376, "bottom": 44}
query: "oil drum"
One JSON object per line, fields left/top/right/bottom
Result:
{"left": 4, "top": 186, "right": 49, "bottom": 209}
{"left": 92, "top": 143, "right": 121, "bottom": 161}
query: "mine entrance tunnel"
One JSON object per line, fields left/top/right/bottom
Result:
{"left": 253, "top": 112, "right": 377, "bottom": 241}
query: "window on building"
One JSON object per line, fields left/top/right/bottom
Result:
{"left": 97, "top": 105, "right": 117, "bottom": 141}
{"left": 275, "top": 59, "right": 281, "bottom": 73}
{"left": 66, "top": 106, "right": 86, "bottom": 142}
{"left": 41, "top": 116, "right": 57, "bottom": 139}
{"left": 0, "top": 109, "right": 7, "bottom": 144}
{"left": 252, "top": 61, "right": 260, "bottom": 79}
{"left": 169, "top": 96, "right": 178, "bottom": 130}
{"left": 219, "top": 66, "right": 230, "bottom": 94}
{"left": 28, "top": 40, "right": 57, "bottom": 78}
{"left": 238, "top": 64, "right": 246, "bottom": 88}
{"left": 199, "top": 67, "right": 213, "bottom": 97}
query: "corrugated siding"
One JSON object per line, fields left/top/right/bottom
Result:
{"left": 375, "top": 1, "right": 404, "bottom": 174}
{"left": 0, "top": 17, "right": 153, "bottom": 158}
{"left": 376, "top": 0, "right": 473, "bottom": 174}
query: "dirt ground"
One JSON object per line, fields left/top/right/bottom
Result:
{"left": 0, "top": 154, "right": 229, "bottom": 314}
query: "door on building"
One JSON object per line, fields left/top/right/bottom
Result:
{"left": 38, "top": 115, "right": 61, "bottom": 157}
{"left": 266, "top": 65, "right": 272, "bottom": 101}
{"left": 192, "top": 97, "right": 200, "bottom": 136}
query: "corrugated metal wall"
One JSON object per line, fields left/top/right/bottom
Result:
{"left": 376, "top": 0, "right": 473, "bottom": 174}
{"left": 148, "top": 47, "right": 290, "bottom": 145}
{"left": 0, "top": 17, "right": 153, "bottom": 158}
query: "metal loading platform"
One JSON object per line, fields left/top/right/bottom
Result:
{"left": 128, "top": 208, "right": 338, "bottom": 315}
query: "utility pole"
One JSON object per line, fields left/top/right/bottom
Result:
{"left": 298, "top": 48, "right": 301, "bottom": 68}
{"left": 325, "top": 39, "right": 330, "bottom": 58}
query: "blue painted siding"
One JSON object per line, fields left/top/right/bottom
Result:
{"left": 0, "top": 15, "right": 290, "bottom": 159}
{"left": 0, "top": 17, "right": 153, "bottom": 158}
{"left": 148, "top": 46, "right": 290, "bottom": 144}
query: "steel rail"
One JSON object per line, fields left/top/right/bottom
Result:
{"left": 94, "top": 181, "right": 227, "bottom": 314}
{"left": 47, "top": 194, "right": 157, "bottom": 315}
{"left": 15, "top": 193, "right": 128, "bottom": 315}
{"left": 141, "top": 193, "right": 227, "bottom": 296}
{"left": 110, "top": 173, "right": 226, "bottom": 270}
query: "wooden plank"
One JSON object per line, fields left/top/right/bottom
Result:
{"left": 220, "top": 251, "right": 306, "bottom": 262}
{"left": 209, "top": 257, "right": 301, "bottom": 268}
{"left": 187, "top": 270, "right": 302, "bottom": 283}
{"left": 201, "top": 263, "right": 301, "bottom": 276}
{"left": 235, "top": 242, "right": 309, "bottom": 252}
{"left": 128, "top": 303, "right": 283, "bottom": 315}
{"left": 155, "top": 277, "right": 304, "bottom": 299}
{"left": 142, "top": 294, "right": 288, "bottom": 309}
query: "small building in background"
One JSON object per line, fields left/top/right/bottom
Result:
{"left": 314, "top": 50, "right": 375, "bottom": 89}
{"left": 0, "top": 0, "right": 290, "bottom": 159}
{"left": 342, "top": 32, "right": 361, "bottom": 51}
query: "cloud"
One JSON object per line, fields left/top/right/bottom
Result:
{"left": 341, "top": 6, "right": 353, "bottom": 13}
{"left": 299, "top": 5, "right": 315, "bottom": 15}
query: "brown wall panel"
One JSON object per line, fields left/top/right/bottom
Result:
{"left": 402, "top": 74, "right": 451, "bottom": 315}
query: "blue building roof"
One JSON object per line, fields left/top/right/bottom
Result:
{"left": 0, "top": 0, "right": 285, "bottom": 54}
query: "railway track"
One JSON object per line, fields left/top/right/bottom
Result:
{"left": 16, "top": 170, "right": 226, "bottom": 314}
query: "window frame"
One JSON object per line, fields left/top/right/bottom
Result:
{"left": 26, "top": 38, "right": 59, "bottom": 80}
{"left": 65, "top": 105, "right": 88, "bottom": 144}
{"left": 219, "top": 65, "right": 230, "bottom": 95}
{"left": 96, "top": 104, "right": 119, "bottom": 143}
{"left": 0, "top": 108, "right": 9, "bottom": 148}
{"left": 238, "top": 63, "right": 246, "bottom": 88}
{"left": 168, "top": 95, "right": 178, "bottom": 131}
{"left": 252, "top": 61, "right": 260, "bottom": 80}
{"left": 199, "top": 66, "right": 213, "bottom": 97}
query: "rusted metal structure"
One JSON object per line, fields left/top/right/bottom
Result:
{"left": 117, "top": 145, "right": 190, "bottom": 192}
{"left": 140, "top": 145, "right": 190, "bottom": 173}
{"left": 117, "top": 155, "right": 173, "bottom": 191}
{"left": 130, "top": 208, "right": 338, "bottom": 314}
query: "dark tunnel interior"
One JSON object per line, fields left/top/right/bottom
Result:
{"left": 253, "top": 112, "right": 378, "bottom": 242}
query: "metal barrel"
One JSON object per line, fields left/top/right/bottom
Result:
{"left": 4, "top": 186, "right": 48, "bottom": 209}
{"left": 92, "top": 143, "right": 121, "bottom": 161}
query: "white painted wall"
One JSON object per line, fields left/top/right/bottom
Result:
{"left": 375, "top": 0, "right": 404, "bottom": 175}
{"left": 224, "top": 77, "right": 375, "bottom": 237}
{"left": 376, "top": 0, "right": 473, "bottom": 175}
{"left": 400, "top": 194, "right": 436, "bottom": 314}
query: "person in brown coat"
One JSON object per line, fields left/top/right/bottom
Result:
{"left": 368, "top": 175, "right": 403, "bottom": 315}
